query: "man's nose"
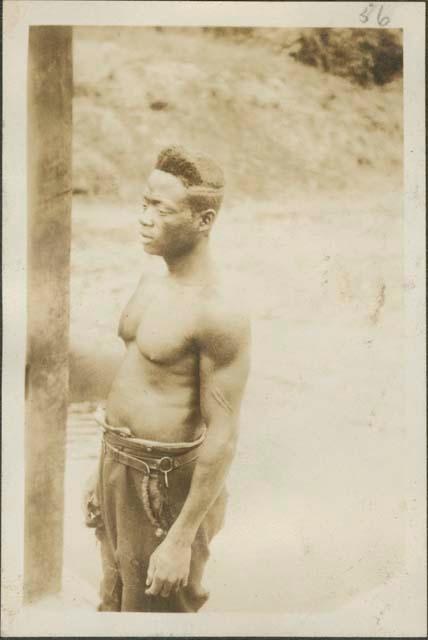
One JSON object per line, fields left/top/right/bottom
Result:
{"left": 139, "top": 207, "right": 154, "bottom": 227}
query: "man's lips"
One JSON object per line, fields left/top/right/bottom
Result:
{"left": 140, "top": 232, "right": 154, "bottom": 241}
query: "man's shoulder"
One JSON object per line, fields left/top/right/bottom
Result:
{"left": 135, "top": 269, "right": 163, "bottom": 293}
{"left": 200, "top": 277, "right": 250, "bottom": 323}
{"left": 196, "top": 280, "right": 251, "bottom": 357}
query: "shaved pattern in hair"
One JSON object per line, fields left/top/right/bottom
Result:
{"left": 156, "top": 145, "right": 225, "bottom": 214}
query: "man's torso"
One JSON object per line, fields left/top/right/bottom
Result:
{"left": 106, "top": 274, "right": 214, "bottom": 442}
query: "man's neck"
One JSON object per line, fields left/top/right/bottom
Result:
{"left": 164, "top": 239, "right": 215, "bottom": 286}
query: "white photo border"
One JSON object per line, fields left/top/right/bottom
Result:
{"left": 2, "top": 1, "right": 426, "bottom": 636}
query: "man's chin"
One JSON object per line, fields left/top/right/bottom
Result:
{"left": 142, "top": 243, "right": 161, "bottom": 256}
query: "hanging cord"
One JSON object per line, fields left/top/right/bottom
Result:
{"left": 150, "top": 474, "right": 172, "bottom": 532}
{"left": 141, "top": 473, "right": 170, "bottom": 538}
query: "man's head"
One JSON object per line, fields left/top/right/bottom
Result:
{"left": 139, "top": 145, "right": 224, "bottom": 258}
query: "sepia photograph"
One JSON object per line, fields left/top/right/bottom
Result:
{"left": 2, "top": 1, "right": 426, "bottom": 637}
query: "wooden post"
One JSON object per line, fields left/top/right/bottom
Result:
{"left": 25, "top": 26, "right": 73, "bottom": 604}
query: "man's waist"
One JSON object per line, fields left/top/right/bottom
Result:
{"left": 103, "top": 433, "right": 200, "bottom": 480}
{"left": 95, "top": 405, "right": 207, "bottom": 454}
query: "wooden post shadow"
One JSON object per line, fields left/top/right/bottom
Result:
{"left": 25, "top": 26, "right": 73, "bottom": 604}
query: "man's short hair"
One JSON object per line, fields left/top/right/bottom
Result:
{"left": 155, "top": 145, "right": 224, "bottom": 215}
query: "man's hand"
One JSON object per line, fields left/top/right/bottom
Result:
{"left": 145, "top": 537, "right": 192, "bottom": 598}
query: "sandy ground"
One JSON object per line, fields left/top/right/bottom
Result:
{"left": 65, "top": 185, "right": 406, "bottom": 614}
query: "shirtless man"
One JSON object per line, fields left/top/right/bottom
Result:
{"left": 85, "top": 146, "right": 250, "bottom": 612}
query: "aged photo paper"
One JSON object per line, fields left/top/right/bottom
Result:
{"left": 2, "top": 1, "right": 426, "bottom": 637}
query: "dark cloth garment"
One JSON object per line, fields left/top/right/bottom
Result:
{"left": 92, "top": 436, "right": 228, "bottom": 612}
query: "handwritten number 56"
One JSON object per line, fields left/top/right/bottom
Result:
{"left": 360, "top": 3, "right": 390, "bottom": 26}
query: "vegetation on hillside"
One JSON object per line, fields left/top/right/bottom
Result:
{"left": 290, "top": 29, "right": 402, "bottom": 87}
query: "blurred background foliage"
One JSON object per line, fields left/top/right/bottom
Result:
{"left": 290, "top": 29, "right": 402, "bottom": 87}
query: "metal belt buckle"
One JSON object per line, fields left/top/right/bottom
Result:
{"left": 158, "top": 456, "right": 174, "bottom": 488}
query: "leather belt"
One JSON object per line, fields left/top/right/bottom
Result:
{"left": 103, "top": 436, "right": 199, "bottom": 487}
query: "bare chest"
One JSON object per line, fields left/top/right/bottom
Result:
{"left": 118, "top": 283, "right": 198, "bottom": 365}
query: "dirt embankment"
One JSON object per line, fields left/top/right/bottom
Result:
{"left": 72, "top": 27, "right": 402, "bottom": 205}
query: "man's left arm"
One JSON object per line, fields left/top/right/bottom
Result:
{"left": 145, "top": 307, "right": 251, "bottom": 597}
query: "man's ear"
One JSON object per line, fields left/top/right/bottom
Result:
{"left": 198, "top": 209, "right": 216, "bottom": 232}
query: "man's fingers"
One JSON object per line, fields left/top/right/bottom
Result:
{"left": 176, "top": 576, "right": 188, "bottom": 591}
{"left": 160, "top": 581, "right": 173, "bottom": 598}
{"left": 146, "top": 559, "right": 155, "bottom": 587}
{"left": 145, "top": 574, "right": 163, "bottom": 596}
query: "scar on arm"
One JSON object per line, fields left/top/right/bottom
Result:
{"left": 210, "top": 387, "right": 233, "bottom": 414}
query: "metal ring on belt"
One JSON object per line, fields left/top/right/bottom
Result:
{"left": 103, "top": 438, "right": 199, "bottom": 538}
{"left": 103, "top": 439, "right": 199, "bottom": 476}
